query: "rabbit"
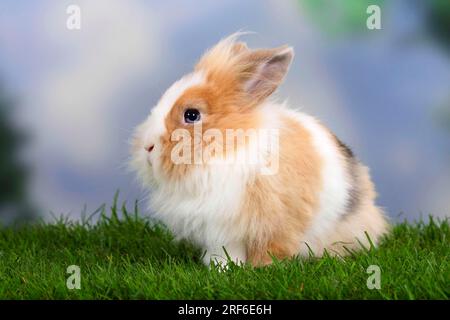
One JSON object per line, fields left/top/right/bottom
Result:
{"left": 130, "top": 33, "right": 389, "bottom": 267}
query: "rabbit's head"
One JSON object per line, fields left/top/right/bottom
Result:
{"left": 131, "top": 34, "right": 293, "bottom": 189}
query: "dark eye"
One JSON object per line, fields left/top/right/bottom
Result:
{"left": 184, "top": 108, "right": 201, "bottom": 124}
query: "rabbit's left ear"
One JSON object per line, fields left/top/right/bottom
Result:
{"left": 239, "top": 46, "right": 294, "bottom": 104}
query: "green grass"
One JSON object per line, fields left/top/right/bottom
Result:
{"left": 0, "top": 199, "right": 448, "bottom": 299}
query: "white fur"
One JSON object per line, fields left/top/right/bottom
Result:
{"left": 130, "top": 72, "right": 205, "bottom": 191}
{"left": 282, "top": 109, "right": 351, "bottom": 255}
{"left": 147, "top": 72, "right": 204, "bottom": 142}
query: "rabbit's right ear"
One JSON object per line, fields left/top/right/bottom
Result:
{"left": 239, "top": 46, "right": 294, "bottom": 105}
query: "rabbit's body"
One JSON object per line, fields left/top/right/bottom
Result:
{"left": 131, "top": 34, "right": 389, "bottom": 266}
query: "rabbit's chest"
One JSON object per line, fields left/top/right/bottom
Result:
{"left": 150, "top": 167, "right": 250, "bottom": 245}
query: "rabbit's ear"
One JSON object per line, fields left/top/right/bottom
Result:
{"left": 240, "top": 46, "right": 294, "bottom": 104}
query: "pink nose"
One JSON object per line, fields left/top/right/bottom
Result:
{"left": 145, "top": 144, "right": 154, "bottom": 153}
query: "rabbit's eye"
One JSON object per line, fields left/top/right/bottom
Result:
{"left": 184, "top": 108, "right": 201, "bottom": 124}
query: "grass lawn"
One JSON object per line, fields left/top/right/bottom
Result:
{"left": 0, "top": 199, "right": 448, "bottom": 299}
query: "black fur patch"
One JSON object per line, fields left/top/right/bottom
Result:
{"left": 332, "top": 134, "right": 361, "bottom": 217}
{"left": 334, "top": 136, "right": 354, "bottom": 159}
{"left": 345, "top": 158, "right": 361, "bottom": 216}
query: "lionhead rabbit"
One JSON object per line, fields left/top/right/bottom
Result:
{"left": 131, "top": 34, "right": 389, "bottom": 266}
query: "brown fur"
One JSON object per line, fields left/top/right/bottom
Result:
{"left": 241, "top": 116, "right": 322, "bottom": 266}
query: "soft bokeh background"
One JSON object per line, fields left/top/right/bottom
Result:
{"left": 0, "top": 0, "right": 449, "bottom": 224}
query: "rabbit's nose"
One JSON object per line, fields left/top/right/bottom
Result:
{"left": 145, "top": 144, "right": 154, "bottom": 153}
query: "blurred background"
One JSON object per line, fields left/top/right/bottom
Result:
{"left": 0, "top": 0, "right": 449, "bottom": 225}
